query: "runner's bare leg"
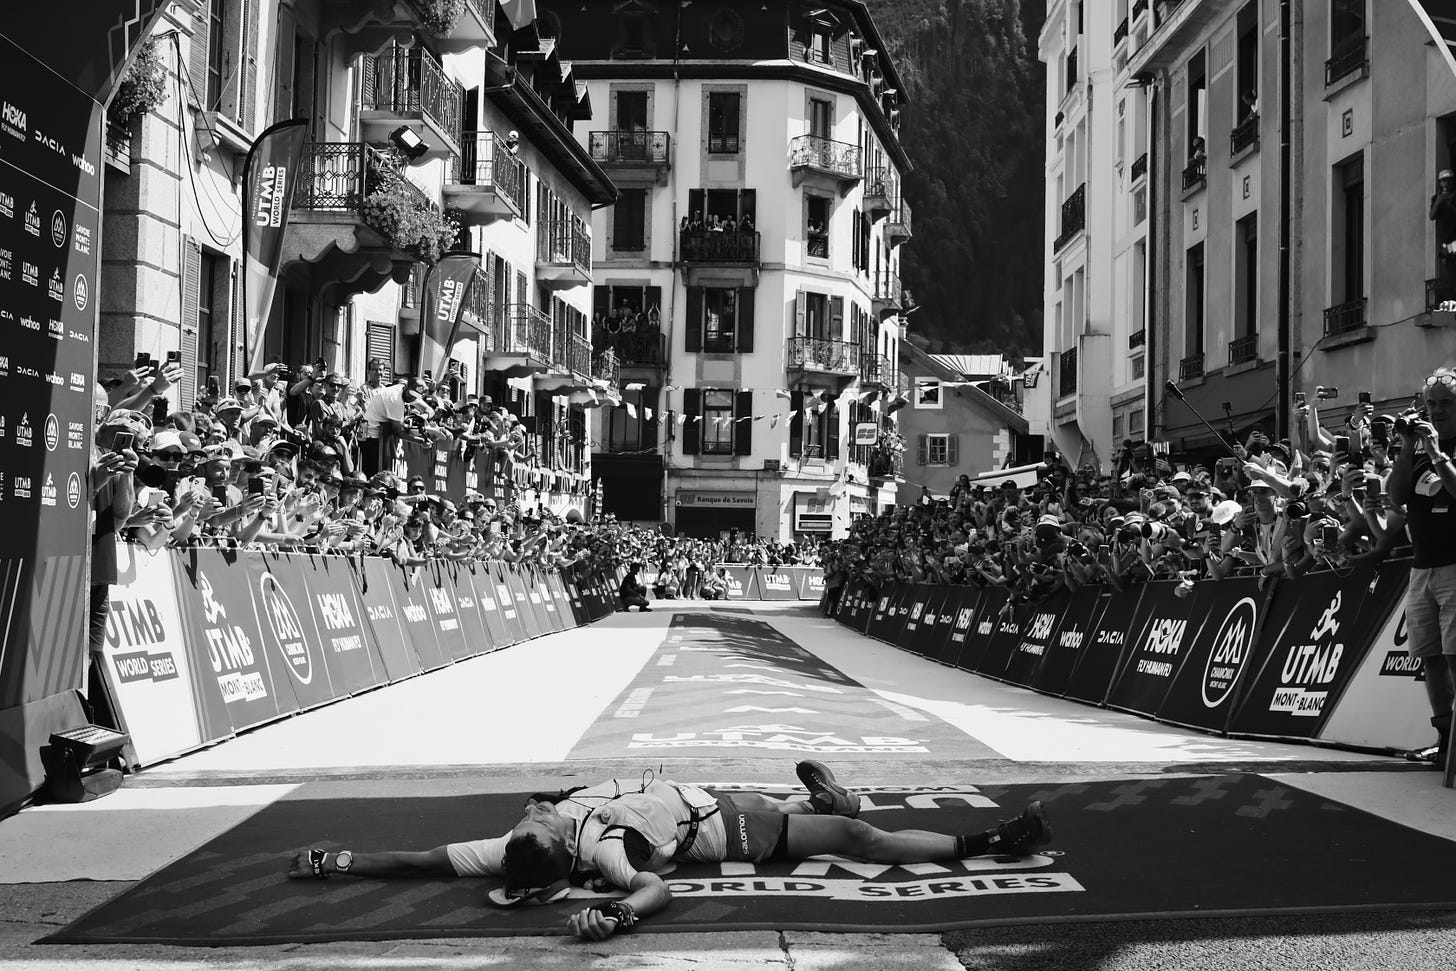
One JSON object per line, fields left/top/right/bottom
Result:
{"left": 784, "top": 815, "right": 957, "bottom": 863}
{"left": 729, "top": 792, "right": 815, "bottom": 815}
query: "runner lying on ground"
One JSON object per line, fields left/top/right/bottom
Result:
{"left": 286, "top": 760, "right": 1052, "bottom": 940}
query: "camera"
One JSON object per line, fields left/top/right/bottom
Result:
{"left": 1294, "top": 391, "right": 1306, "bottom": 408}
{"left": 1286, "top": 500, "right": 1309, "bottom": 520}
{"left": 1393, "top": 408, "right": 1428, "bottom": 437}
{"left": 1067, "top": 541, "right": 1089, "bottom": 557}
{"left": 1141, "top": 521, "right": 1175, "bottom": 542}
{"left": 166, "top": 350, "right": 182, "bottom": 364}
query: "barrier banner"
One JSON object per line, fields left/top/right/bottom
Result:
{"left": 541, "top": 571, "right": 570, "bottom": 633}
{"left": 415, "top": 562, "right": 469, "bottom": 662}
{"left": 290, "top": 553, "right": 383, "bottom": 697}
{"left": 448, "top": 563, "right": 492, "bottom": 653}
{"left": 954, "top": 588, "right": 1006, "bottom": 673}
{"left": 356, "top": 557, "right": 422, "bottom": 682}
{"left": 248, "top": 554, "right": 338, "bottom": 711}
{"left": 928, "top": 586, "right": 976, "bottom": 666}
{"left": 835, "top": 579, "right": 870, "bottom": 630}
{"left": 723, "top": 567, "right": 760, "bottom": 601}
{"left": 391, "top": 565, "right": 452, "bottom": 673}
{"left": 97, "top": 544, "right": 203, "bottom": 766}
{"left": 1229, "top": 566, "right": 1387, "bottom": 740}
{"left": 1104, "top": 582, "right": 1204, "bottom": 717}
{"left": 758, "top": 569, "right": 799, "bottom": 601}
{"left": 866, "top": 583, "right": 909, "bottom": 643}
{"left": 563, "top": 575, "right": 589, "bottom": 625}
{"left": 1002, "top": 591, "right": 1074, "bottom": 687}
{"left": 895, "top": 586, "right": 938, "bottom": 655}
{"left": 1062, "top": 584, "right": 1146, "bottom": 706}
{"left": 507, "top": 568, "right": 544, "bottom": 640}
{"left": 975, "top": 595, "right": 1034, "bottom": 681}
{"left": 904, "top": 586, "right": 952, "bottom": 657}
{"left": 1029, "top": 588, "right": 1112, "bottom": 698}
{"left": 465, "top": 563, "right": 513, "bottom": 650}
{"left": 174, "top": 547, "right": 286, "bottom": 733}
{"left": 797, "top": 568, "right": 826, "bottom": 601}
{"left": 1155, "top": 577, "right": 1269, "bottom": 732}
{"left": 521, "top": 569, "right": 554, "bottom": 635}
{"left": 492, "top": 566, "right": 529, "bottom": 644}
{"left": 1317, "top": 564, "right": 1428, "bottom": 750}
{"left": 854, "top": 580, "right": 883, "bottom": 633}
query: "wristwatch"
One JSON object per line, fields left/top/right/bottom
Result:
{"left": 334, "top": 850, "right": 354, "bottom": 873}
{"left": 592, "top": 900, "right": 637, "bottom": 932}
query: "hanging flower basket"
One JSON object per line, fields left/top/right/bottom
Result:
{"left": 411, "top": 0, "right": 466, "bottom": 36}
{"left": 109, "top": 39, "right": 167, "bottom": 126}
{"left": 362, "top": 159, "right": 460, "bottom": 264}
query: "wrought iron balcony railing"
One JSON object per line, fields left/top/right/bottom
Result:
{"left": 1131, "top": 152, "right": 1148, "bottom": 181}
{"left": 1133, "top": 0, "right": 1148, "bottom": 16}
{"left": 679, "top": 228, "right": 760, "bottom": 263}
{"left": 361, "top": 45, "right": 463, "bottom": 146}
{"left": 592, "top": 349, "right": 620, "bottom": 388}
{"left": 589, "top": 130, "right": 671, "bottom": 166}
{"left": 537, "top": 217, "right": 591, "bottom": 277}
{"left": 859, "top": 350, "right": 896, "bottom": 387}
{"left": 1059, "top": 346, "right": 1078, "bottom": 398}
{"left": 1230, "top": 113, "right": 1259, "bottom": 156}
{"left": 788, "top": 134, "right": 863, "bottom": 180}
{"left": 448, "top": 131, "right": 526, "bottom": 213}
{"left": 497, "top": 303, "right": 553, "bottom": 362}
{"left": 1323, "top": 297, "right": 1367, "bottom": 336}
{"left": 1228, "top": 333, "right": 1257, "bottom": 365}
{"left": 1326, "top": 36, "right": 1368, "bottom": 88}
{"left": 291, "top": 142, "right": 437, "bottom": 219}
{"left": 888, "top": 196, "right": 912, "bottom": 242}
{"left": 567, "top": 331, "right": 592, "bottom": 376}
{"left": 874, "top": 269, "right": 902, "bottom": 304}
{"left": 1179, "top": 352, "right": 1205, "bottom": 380}
{"left": 1053, "top": 183, "right": 1087, "bottom": 251}
{"left": 1429, "top": 277, "right": 1447, "bottom": 312}
{"left": 595, "top": 330, "right": 667, "bottom": 368}
{"left": 1182, "top": 153, "right": 1207, "bottom": 190}
{"left": 787, "top": 336, "right": 860, "bottom": 375}
{"left": 865, "top": 166, "right": 897, "bottom": 208}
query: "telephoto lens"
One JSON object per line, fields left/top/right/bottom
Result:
{"left": 1286, "top": 500, "right": 1309, "bottom": 519}
{"left": 1141, "top": 521, "right": 1172, "bottom": 542}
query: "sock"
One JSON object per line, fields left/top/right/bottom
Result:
{"left": 954, "top": 833, "right": 992, "bottom": 858}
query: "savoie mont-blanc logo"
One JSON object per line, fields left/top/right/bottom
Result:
{"left": 258, "top": 571, "right": 313, "bottom": 685}
{"left": 1203, "top": 597, "right": 1257, "bottom": 709}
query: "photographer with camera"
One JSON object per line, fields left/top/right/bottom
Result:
{"left": 1389, "top": 368, "right": 1456, "bottom": 769}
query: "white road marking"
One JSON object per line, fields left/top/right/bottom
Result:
{"left": 614, "top": 687, "right": 655, "bottom": 718}
{"left": 724, "top": 706, "right": 819, "bottom": 714}
{"left": 657, "top": 654, "right": 677, "bottom": 666}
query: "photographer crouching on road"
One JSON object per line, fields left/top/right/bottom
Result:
{"left": 1388, "top": 368, "right": 1456, "bottom": 772}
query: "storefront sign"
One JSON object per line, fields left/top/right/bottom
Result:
{"left": 677, "top": 491, "right": 756, "bottom": 507}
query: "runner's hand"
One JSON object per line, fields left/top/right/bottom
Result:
{"left": 567, "top": 907, "right": 618, "bottom": 941}
{"left": 285, "top": 847, "right": 319, "bottom": 880}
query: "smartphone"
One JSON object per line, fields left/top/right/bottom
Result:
{"left": 112, "top": 431, "right": 134, "bottom": 452}
{"left": 134, "top": 352, "right": 152, "bottom": 369}
{"left": 1294, "top": 392, "right": 1306, "bottom": 407}
{"left": 1321, "top": 525, "right": 1340, "bottom": 548}
{"left": 1358, "top": 391, "right": 1371, "bottom": 404}
{"left": 166, "top": 350, "right": 182, "bottom": 364}
{"left": 1098, "top": 544, "right": 1110, "bottom": 556}
{"left": 248, "top": 478, "right": 266, "bottom": 496}
{"left": 1370, "top": 422, "right": 1389, "bottom": 446}
{"left": 152, "top": 397, "right": 168, "bottom": 424}
{"left": 211, "top": 485, "right": 230, "bottom": 504}
{"left": 1333, "top": 435, "right": 1350, "bottom": 456}
{"left": 206, "top": 374, "right": 220, "bottom": 395}
{"left": 1351, "top": 486, "right": 1366, "bottom": 502}
{"left": 1317, "top": 387, "right": 1339, "bottom": 400}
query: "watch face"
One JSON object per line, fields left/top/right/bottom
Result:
{"left": 335, "top": 850, "right": 353, "bottom": 871}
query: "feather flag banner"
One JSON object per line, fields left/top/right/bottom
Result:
{"left": 774, "top": 389, "right": 793, "bottom": 400}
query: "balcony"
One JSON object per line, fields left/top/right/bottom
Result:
{"left": 789, "top": 134, "right": 863, "bottom": 195}
{"left": 1114, "top": 17, "right": 1129, "bottom": 44}
{"left": 1058, "top": 346, "right": 1077, "bottom": 398}
{"left": 1323, "top": 298, "right": 1367, "bottom": 336}
{"left": 1131, "top": 152, "right": 1148, "bottom": 181}
{"left": 444, "top": 131, "right": 526, "bottom": 223}
{"left": 1181, "top": 153, "right": 1207, "bottom": 192}
{"left": 1230, "top": 113, "right": 1259, "bottom": 158}
{"left": 872, "top": 269, "right": 903, "bottom": 317}
{"left": 589, "top": 130, "right": 671, "bottom": 185}
{"left": 595, "top": 330, "right": 667, "bottom": 370}
{"left": 887, "top": 196, "right": 913, "bottom": 247}
{"left": 1179, "top": 352, "right": 1205, "bottom": 381}
{"left": 1429, "top": 277, "right": 1452, "bottom": 313}
{"left": 860, "top": 352, "right": 895, "bottom": 389}
{"left": 486, "top": 303, "right": 553, "bottom": 374}
{"left": 592, "top": 349, "right": 620, "bottom": 393}
{"left": 104, "top": 118, "right": 131, "bottom": 174}
{"left": 679, "top": 228, "right": 760, "bottom": 288}
{"left": 1066, "top": 47, "right": 1079, "bottom": 93}
{"left": 864, "top": 167, "right": 896, "bottom": 220}
{"left": 1129, "top": 328, "right": 1145, "bottom": 349}
{"left": 283, "top": 142, "right": 417, "bottom": 302}
{"left": 320, "top": 0, "right": 487, "bottom": 59}
{"left": 787, "top": 336, "right": 861, "bottom": 380}
{"left": 1227, "top": 333, "right": 1257, "bottom": 366}
{"left": 456, "top": 269, "right": 494, "bottom": 349}
{"left": 359, "top": 46, "right": 464, "bottom": 160}
{"left": 536, "top": 216, "right": 591, "bottom": 288}
{"left": 1053, "top": 183, "right": 1086, "bottom": 252}
{"left": 1325, "top": 36, "right": 1368, "bottom": 88}
{"left": 443, "top": 0, "right": 496, "bottom": 51}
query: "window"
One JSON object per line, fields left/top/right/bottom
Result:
{"left": 608, "top": 388, "right": 658, "bottom": 452}
{"left": 617, "top": 15, "right": 648, "bottom": 57}
{"left": 708, "top": 92, "right": 740, "bottom": 153}
{"left": 1334, "top": 154, "right": 1365, "bottom": 302}
{"left": 1112, "top": 414, "right": 1124, "bottom": 440}
{"left": 702, "top": 390, "right": 735, "bottom": 453}
{"left": 616, "top": 91, "right": 647, "bottom": 131}
{"left": 1235, "top": 215, "right": 1258, "bottom": 338}
{"left": 927, "top": 434, "right": 948, "bottom": 465}
{"left": 1130, "top": 408, "right": 1145, "bottom": 435}
{"left": 808, "top": 26, "right": 832, "bottom": 64}
{"left": 613, "top": 188, "right": 646, "bottom": 251}
{"left": 806, "top": 195, "right": 830, "bottom": 259}
{"left": 809, "top": 98, "right": 832, "bottom": 140}
{"left": 1187, "top": 49, "right": 1207, "bottom": 159}
{"left": 1330, "top": 0, "right": 1365, "bottom": 54}
{"left": 703, "top": 288, "right": 738, "bottom": 351}
{"left": 205, "top": 0, "right": 225, "bottom": 109}
{"left": 198, "top": 250, "right": 227, "bottom": 384}
{"left": 802, "top": 291, "right": 828, "bottom": 337}
{"left": 914, "top": 377, "right": 942, "bottom": 409}
{"left": 1236, "top": 2, "right": 1259, "bottom": 122}
{"left": 1186, "top": 243, "right": 1205, "bottom": 355}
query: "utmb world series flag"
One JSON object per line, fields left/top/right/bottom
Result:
{"left": 419, "top": 252, "right": 482, "bottom": 380}
{"left": 242, "top": 119, "right": 310, "bottom": 374}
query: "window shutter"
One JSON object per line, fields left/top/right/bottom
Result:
{"left": 272, "top": 5, "right": 296, "bottom": 125}
{"left": 239, "top": 0, "right": 258, "bottom": 132}
{"left": 917, "top": 433, "right": 928, "bottom": 466}
{"left": 830, "top": 295, "right": 845, "bottom": 340}
{"left": 688, "top": 188, "right": 704, "bottom": 223}
{"left": 827, "top": 402, "right": 840, "bottom": 460}
{"left": 734, "top": 390, "right": 753, "bottom": 455}
{"left": 682, "top": 388, "right": 701, "bottom": 455}
{"left": 948, "top": 434, "right": 960, "bottom": 467}
{"left": 230, "top": 260, "right": 245, "bottom": 385}
{"left": 790, "top": 391, "right": 804, "bottom": 457}
{"left": 794, "top": 289, "right": 807, "bottom": 337}
{"left": 516, "top": 268, "right": 527, "bottom": 310}
{"left": 739, "top": 188, "right": 756, "bottom": 222}
{"left": 852, "top": 209, "right": 860, "bottom": 267}
{"left": 189, "top": 3, "right": 211, "bottom": 108}
{"left": 180, "top": 237, "right": 202, "bottom": 411}
{"left": 643, "top": 388, "right": 659, "bottom": 450}
{"left": 736, "top": 287, "right": 754, "bottom": 352}
{"left": 366, "top": 320, "right": 396, "bottom": 382}
{"left": 593, "top": 285, "right": 610, "bottom": 328}
{"left": 684, "top": 286, "right": 702, "bottom": 352}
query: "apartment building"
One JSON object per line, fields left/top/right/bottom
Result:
{"left": 556, "top": 0, "right": 913, "bottom": 539}
{"left": 100, "top": 0, "right": 615, "bottom": 513}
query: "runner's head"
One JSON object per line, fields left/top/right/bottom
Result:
{"left": 491, "top": 801, "right": 574, "bottom": 906}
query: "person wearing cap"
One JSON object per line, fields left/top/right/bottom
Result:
{"left": 212, "top": 397, "right": 245, "bottom": 443}
{"left": 360, "top": 376, "right": 426, "bottom": 476}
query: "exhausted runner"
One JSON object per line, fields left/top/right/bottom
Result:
{"left": 286, "top": 761, "right": 1052, "bottom": 940}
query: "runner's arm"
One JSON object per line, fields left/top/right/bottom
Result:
{"left": 567, "top": 870, "right": 672, "bottom": 940}
{"left": 286, "top": 845, "right": 456, "bottom": 879}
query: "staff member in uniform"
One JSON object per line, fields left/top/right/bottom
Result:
{"left": 359, "top": 376, "right": 424, "bottom": 476}
{"left": 1389, "top": 367, "right": 1456, "bottom": 772}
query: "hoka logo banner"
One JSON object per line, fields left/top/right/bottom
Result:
{"left": 1027, "top": 613, "right": 1055, "bottom": 641}
{"left": 1143, "top": 619, "right": 1187, "bottom": 655}
{"left": 1202, "top": 597, "right": 1256, "bottom": 708}
{"left": 954, "top": 609, "right": 973, "bottom": 631}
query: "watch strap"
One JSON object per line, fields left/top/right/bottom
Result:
{"left": 309, "top": 848, "right": 330, "bottom": 880}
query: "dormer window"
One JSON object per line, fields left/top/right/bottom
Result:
{"left": 611, "top": 1, "right": 658, "bottom": 59}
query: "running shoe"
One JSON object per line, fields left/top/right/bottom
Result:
{"left": 988, "top": 801, "right": 1052, "bottom": 855}
{"left": 796, "top": 760, "right": 861, "bottom": 818}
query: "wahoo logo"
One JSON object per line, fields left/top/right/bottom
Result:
{"left": 1202, "top": 596, "right": 1256, "bottom": 708}
{"left": 910, "top": 602, "right": 924, "bottom": 620}
{"left": 402, "top": 600, "right": 428, "bottom": 623}
{"left": 878, "top": 597, "right": 890, "bottom": 612}
{"left": 258, "top": 572, "right": 313, "bottom": 685}
{"left": 1026, "top": 612, "right": 1056, "bottom": 641}
{"left": 1058, "top": 628, "right": 1083, "bottom": 649}
{"left": 977, "top": 619, "right": 994, "bottom": 635}
{"left": 1143, "top": 619, "right": 1187, "bottom": 655}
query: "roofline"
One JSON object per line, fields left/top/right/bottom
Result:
{"left": 899, "top": 341, "right": 1029, "bottom": 434}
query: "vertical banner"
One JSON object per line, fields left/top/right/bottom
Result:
{"left": 355, "top": 557, "right": 422, "bottom": 682}
{"left": 293, "top": 553, "right": 383, "bottom": 696}
{"left": 492, "top": 564, "right": 528, "bottom": 644}
{"left": 450, "top": 562, "right": 492, "bottom": 651}
{"left": 391, "top": 564, "right": 452, "bottom": 672}
{"left": 417, "top": 253, "right": 480, "bottom": 381}
{"left": 421, "top": 562, "right": 471, "bottom": 662}
{"left": 927, "top": 587, "right": 975, "bottom": 666}
{"left": 1002, "top": 590, "right": 1073, "bottom": 688}
{"left": 248, "top": 553, "right": 336, "bottom": 711}
{"left": 1029, "top": 587, "right": 1110, "bottom": 698}
{"left": 1155, "top": 577, "right": 1269, "bottom": 732}
{"left": 242, "top": 119, "right": 310, "bottom": 373}
{"left": 1104, "top": 582, "right": 1204, "bottom": 717}
{"left": 467, "top": 564, "right": 514, "bottom": 649}
{"left": 1063, "top": 585, "right": 1146, "bottom": 706}
{"left": 507, "top": 568, "right": 543, "bottom": 640}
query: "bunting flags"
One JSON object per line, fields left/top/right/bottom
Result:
{"left": 625, "top": 381, "right": 645, "bottom": 391}
{"left": 645, "top": 408, "right": 653, "bottom": 421}
{"left": 625, "top": 402, "right": 637, "bottom": 419}
{"left": 775, "top": 389, "right": 793, "bottom": 400}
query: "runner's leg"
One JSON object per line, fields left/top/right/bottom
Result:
{"left": 783, "top": 815, "right": 961, "bottom": 863}
{"left": 730, "top": 792, "right": 815, "bottom": 815}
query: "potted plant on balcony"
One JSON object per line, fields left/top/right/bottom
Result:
{"left": 108, "top": 38, "right": 167, "bottom": 127}
{"left": 412, "top": 0, "right": 466, "bottom": 36}
{"left": 362, "top": 157, "right": 461, "bottom": 264}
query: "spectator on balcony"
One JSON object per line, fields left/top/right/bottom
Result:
{"left": 738, "top": 212, "right": 755, "bottom": 234}
{"left": 688, "top": 211, "right": 704, "bottom": 232}
{"left": 1431, "top": 170, "right": 1456, "bottom": 311}
{"left": 1240, "top": 90, "right": 1258, "bottom": 121}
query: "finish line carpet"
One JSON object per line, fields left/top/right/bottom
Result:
{"left": 45, "top": 775, "right": 1456, "bottom": 945}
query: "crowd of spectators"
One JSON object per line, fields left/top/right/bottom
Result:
{"left": 820, "top": 394, "right": 1428, "bottom": 613}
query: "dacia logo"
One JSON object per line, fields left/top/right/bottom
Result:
{"left": 1143, "top": 618, "right": 1187, "bottom": 655}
